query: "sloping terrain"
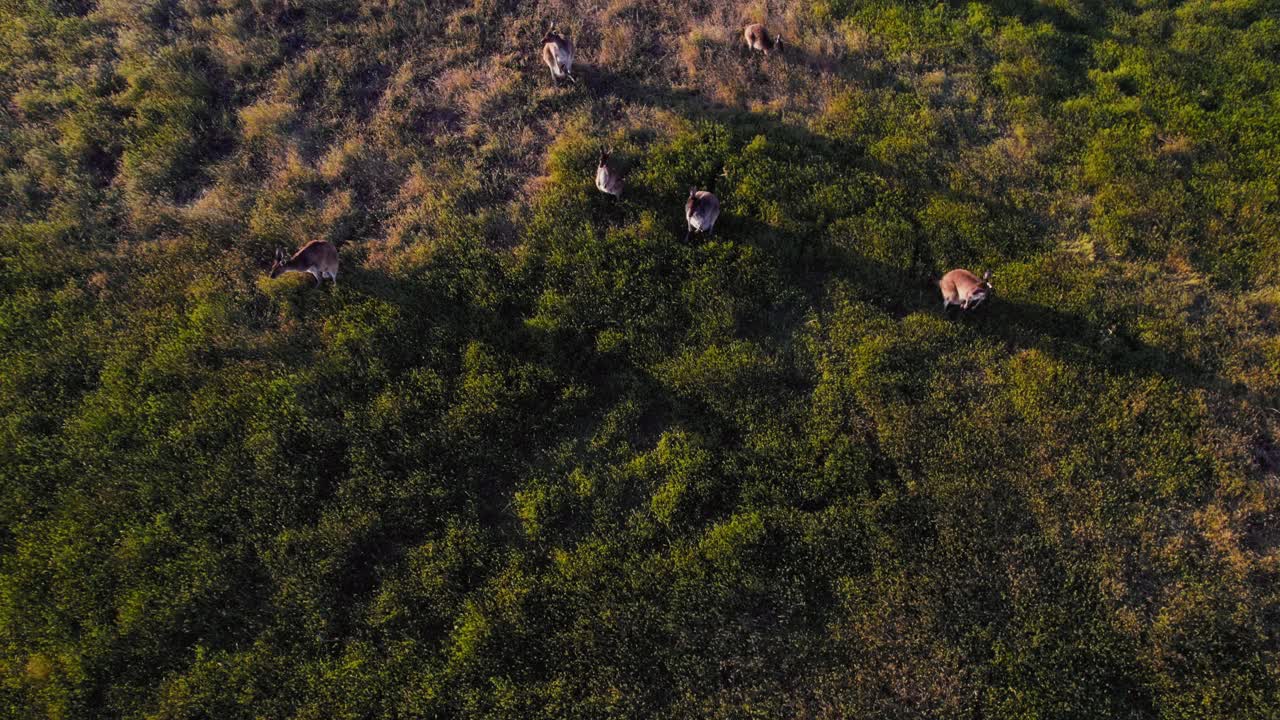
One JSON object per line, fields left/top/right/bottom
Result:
{"left": 1, "top": 1, "right": 1278, "bottom": 717}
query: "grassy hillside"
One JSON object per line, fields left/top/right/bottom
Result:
{"left": 1, "top": 0, "right": 1278, "bottom": 717}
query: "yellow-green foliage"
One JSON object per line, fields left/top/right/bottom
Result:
{"left": 0, "top": 1, "right": 1277, "bottom": 718}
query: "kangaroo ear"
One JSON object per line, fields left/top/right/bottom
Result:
{"left": 982, "top": 270, "right": 992, "bottom": 281}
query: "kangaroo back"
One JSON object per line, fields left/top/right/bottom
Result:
{"left": 939, "top": 268, "right": 991, "bottom": 309}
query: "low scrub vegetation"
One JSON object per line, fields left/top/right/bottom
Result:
{"left": 1, "top": 1, "right": 1277, "bottom": 718}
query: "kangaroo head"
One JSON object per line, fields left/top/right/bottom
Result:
{"left": 966, "top": 270, "right": 993, "bottom": 307}
{"left": 269, "top": 247, "right": 287, "bottom": 278}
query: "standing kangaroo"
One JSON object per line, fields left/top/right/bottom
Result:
{"left": 596, "top": 149, "right": 623, "bottom": 197}
{"left": 744, "top": 24, "right": 784, "bottom": 55}
{"left": 685, "top": 187, "right": 720, "bottom": 241}
{"left": 541, "top": 23, "right": 576, "bottom": 84}
{"left": 270, "top": 241, "right": 339, "bottom": 286}
{"left": 939, "top": 269, "right": 992, "bottom": 310}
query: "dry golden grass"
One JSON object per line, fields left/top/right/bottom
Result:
{"left": 320, "top": 189, "right": 356, "bottom": 241}
{"left": 239, "top": 99, "right": 296, "bottom": 143}
{"left": 198, "top": 10, "right": 277, "bottom": 74}
{"left": 24, "top": 654, "right": 53, "bottom": 682}
{"left": 435, "top": 58, "right": 521, "bottom": 125}
{"left": 598, "top": 22, "right": 636, "bottom": 67}
{"left": 1158, "top": 133, "right": 1195, "bottom": 158}
{"left": 183, "top": 185, "right": 239, "bottom": 224}
{"left": 678, "top": 25, "right": 718, "bottom": 81}
{"left": 920, "top": 69, "right": 947, "bottom": 94}
{"left": 318, "top": 137, "right": 369, "bottom": 182}
{"left": 842, "top": 25, "right": 872, "bottom": 54}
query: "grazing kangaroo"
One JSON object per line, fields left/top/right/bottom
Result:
{"left": 270, "top": 240, "right": 339, "bottom": 285}
{"left": 939, "top": 269, "right": 992, "bottom": 310}
{"left": 541, "top": 23, "right": 576, "bottom": 84}
{"left": 596, "top": 149, "right": 623, "bottom": 197}
{"left": 744, "top": 23, "right": 783, "bottom": 55}
{"left": 685, "top": 187, "right": 720, "bottom": 240}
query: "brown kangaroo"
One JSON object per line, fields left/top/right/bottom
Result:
{"left": 939, "top": 269, "right": 992, "bottom": 310}
{"left": 596, "top": 149, "right": 623, "bottom": 197}
{"left": 744, "top": 24, "right": 784, "bottom": 55}
{"left": 270, "top": 241, "right": 339, "bottom": 285}
{"left": 685, "top": 187, "right": 720, "bottom": 240}
{"left": 541, "top": 23, "right": 576, "bottom": 84}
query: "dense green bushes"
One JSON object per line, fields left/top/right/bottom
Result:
{"left": 0, "top": 0, "right": 1277, "bottom": 718}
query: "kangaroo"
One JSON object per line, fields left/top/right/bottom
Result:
{"left": 939, "top": 269, "right": 992, "bottom": 310}
{"left": 541, "top": 23, "right": 576, "bottom": 84}
{"left": 270, "top": 240, "right": 339, "bottom": 285}
{"left": 596, "top": 149, "right": 623, "bottom": 197}
{"left": 744, "top": 24, "right": 783, "bottom": 55}
{"left": 685, "top": 187, "right": 720, "bottom": 240}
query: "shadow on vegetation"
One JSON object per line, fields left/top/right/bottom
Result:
{"left": 548, "top": 64, "right": 1236, "bottom": 399}
{"left": 585, "top": 65, "right": 839, "bottom": 149}
{"left": 817, "top": 243, "right": 1237, "bottom": 395}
